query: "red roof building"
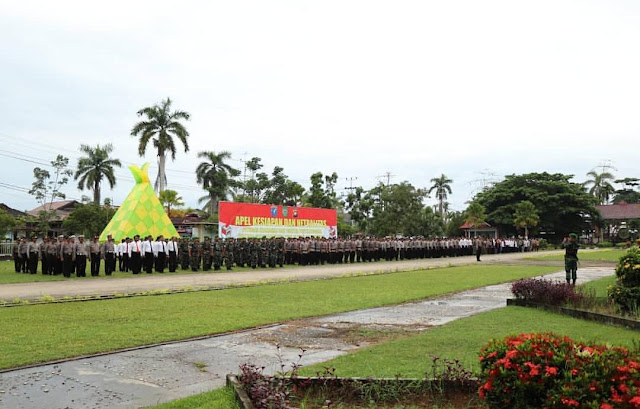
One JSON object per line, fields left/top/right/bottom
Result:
{"left": 596, "top": 202, "right": 640, "bottom": 221}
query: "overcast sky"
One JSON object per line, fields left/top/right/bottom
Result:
{"left": 1, "top": 0, "right": 639, "bottom": 213}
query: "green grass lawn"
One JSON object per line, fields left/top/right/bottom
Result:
{"left": 301, "top": 306, "right": 639, "bottom": 378}
{"left": 525, "top": 248, "right": 625, "bottom": 262}
{"left": 579, "top": 275, "right": 617, "bottom": 297}
{"left": 0, "top": 259, "right": 291, "bottom": 284}
{"left": 0, "top": 264, "right": 558, "bottom": 369}
{"left": 145, "top": 387, "right": 239, "bottom": 409}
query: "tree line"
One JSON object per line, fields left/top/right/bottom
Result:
{"left": 2, "top": 97, "right": 636, "bottom": 240}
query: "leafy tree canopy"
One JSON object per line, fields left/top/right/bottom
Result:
{"left": 474, "top": 172, "right": 597, "bottom": 238}
{"left": 62, "top": 203, "right": 116, "bottom": 238}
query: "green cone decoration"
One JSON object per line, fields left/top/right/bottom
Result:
{"left": 99, "top": 163, "right": 179, "bottom": 242}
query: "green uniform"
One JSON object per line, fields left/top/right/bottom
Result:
{"left": 212, "top": 239, "right": 223, "bottom": 270}
{"left": 223, "top": 239, "right": 234, "bottom": 270}
{"left": 179, "top": 240, "right": 190, "bottom": 270}
{"left": 202, "top": 238, "right": 212, "bottom": 271}
{"left": 234, "top": 240, "right": 244, "bottom": 267}
{"left": 189, "top": 240, "right": 201, "bottom": 271}
{"left": 562, "top": 240, "right": 579, "bottom": 284}
{"left": 250, "top": 240, "right": 259, "bottom": 269}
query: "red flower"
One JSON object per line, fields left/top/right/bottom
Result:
{"left": 545, "top": 366, "right": 558, "bottom": 377}
{"left": 506, "top": 350, "right": 518, "bottom": 359}
{"left": 600, "top": 404, "right": 614, "bottom": 409}
{"left": 630, "top": 396, "right": 640, "bottom": 407}
{"left": 561, "top": 397, "right": 579, "bottom": 407}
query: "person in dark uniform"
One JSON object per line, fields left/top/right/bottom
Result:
{"left": 27, "top": 236, "right": 39, "bottom": 274}
{"left": 18, "top": 237, "right": 28, "bottom": 273}
{"left": 39, "top": 237, "right": 48, "bottom": 275}
{"left": 89, "top": 236, "right": 101, "bottom": 276}
{"left": 562, "top": 233, "right": 580, "bottom": 285}
{"left": 75, "top": 235, "right": 88, "bottom": 277}
{"left": 61, "top": 236, "right": 75, "bottom": 278}
{"left": 141, "top": 235, "right": 154, "bottom": 274}
{"left": 189, "top": 237, "right": 201, "bottom": 271}
{"left": 12, "top": 238, "right": 21, "bottom": 273}
{"left": 103, "top": 234, "right": 117, "bottom": 276}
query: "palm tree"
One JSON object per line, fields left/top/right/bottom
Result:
{"left": 74, "top": 144, "right": 122, "bottom": 205}
{"left": 131, "top": 97, "right": 190, "bottom": 193}
{"left": 158, "top": 189, "right": 184, "bottom": 217}
{"left": 195, "top": 151, "right": 240, "bottom": 215}
{"left": 583, "top": 169, "right": 615, "bottom": 205}
{"left": 429, "top": 174, "right": 453, "bottom": 220}
{"left": 513, "top": 200, "right": 540, "bottom": 238}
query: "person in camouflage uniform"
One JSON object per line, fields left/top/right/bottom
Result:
{"left": 259, "top": 238, "right": 268, "bottom": 268}
{"left": 202, "top": 236, "right": 213, "bottom": 271}
{"left": 179, "top": 238, "right": 190, "bottom": 270}
{"left": 267, "top": 238, "right": 277, "bottom": 268}
{"left": 277, "top": 238, "right": 285, "bottom": 267}
{"left": 189, "top": 238, "right": 201, "bottom": 271}
{"left": 249, "top": 238, "right": 259, "bottom": 269}
{"left": 234, "top": 238, "right": 244, "bottom": 268}
{"left": 212, "top": 237, "right": 223, "bottom": 271}
{"left": 562, "top": 233, "right": 580, "bottom": 285}
{"left": 223, "top": 238, "right": 234, "bottom": 270}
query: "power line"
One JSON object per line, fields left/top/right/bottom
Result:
{"left": 376, "top": 171, "right": 396, "bottom": 187}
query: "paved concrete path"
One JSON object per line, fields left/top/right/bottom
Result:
{"left": 0, "top": 251, "right": 569, "bottom": 301}
{"left": 0, "top": 267, "right": 613, "bottom": 409}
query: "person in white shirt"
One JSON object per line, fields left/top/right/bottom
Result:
{"left": 167, "top": 236, "right": 179, "bottom": 272}
{"left": 129, "top": 235, "right": 142, "bottom": 274}
{"left": 141, "top": 235, "right": 154, "bottom": 274}
{"left": 153, "top": 235, "right": 167, "bottom": 273}
{"left": 117, "top": 239, "right": 126, "bottom": 272}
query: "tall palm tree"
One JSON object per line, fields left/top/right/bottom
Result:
{"left": 583, "top": 169, "right": 615, "bottom": 205}
{"left": 428, "top": 174, "right": 453, "bottom": 220}
{"left": 195, "top": 151, "right": 240, "bottom": 215}
{"left": 74, "top": 144, "right": 122, "bottom": 205}
{"left": 131, "top": 97, "right": 190, "bottom": 193}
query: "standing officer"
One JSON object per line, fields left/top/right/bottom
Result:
{"left": 167, "top": 236, "right": 178, "bottom": 272}
{"left": 204, "top": 236, "right": 214, "bottom": 271}
{"left": 39, "top": 237, "right": 48, "bottom": 275}
{"left": 562, "top": 233, "right": 580, "bottom": 285}
{"left": 75, "top": 235, "right": 88, "bottom": 277}
{"left": 129, "top": 235, "right": 142, "bottom": 274}
{"left": 103, "top": 234, "right": 117, "bottom": 276}
{"left": 12, "top": 238, "right": 21, "bottom": 273}
{"left": 179, "top": 238, "right": 190, "bottom": 270}
{"left": 223, "top": 238, "right": 234, "bottom": 270}
{"left": 189, "top": 237, "right": 201, "bottom": 271}
{"left": 89, "top": 235, "right": 102, "bottom": 276}
{"left": 55, "top": 235, "right": 64, "bottom": 275}
{"left": 27, "top": 235, "right": 39, "bottom": 274}
{"left": 61, "top": 236, "right": 75, "bottom": 278}
{"left": 18, "top": 237, "right": 28, "bottom": 273}
{"left": 141, "top": 235, "right": 154, "bottom": 274}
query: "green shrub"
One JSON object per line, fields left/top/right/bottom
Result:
{"left": 609, "top": 286, "right": 640, "bottom": 312}
{"left": 615, "top": 247, "right": 640, "bottom": 288}
{"left": 597, "top": 241, "right": 614, "bottom": 248}
{"left": 478, "top": 333, "right": 640, "bottom": 409}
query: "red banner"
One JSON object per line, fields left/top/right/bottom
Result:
{"left": 218, "top": 202, "right": 338, "bottom": 238}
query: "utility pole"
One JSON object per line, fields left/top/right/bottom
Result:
{"left": 345, "top": 177, "right": 358, "bottom": 192}
{"left": 376, "top": 171, "right": 396, "bottom": 187}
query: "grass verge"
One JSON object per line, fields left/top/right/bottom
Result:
{"left": 579, "top": 275, "right": 617, "bottom": 297}
{"left": 145, "top": 386, "right": 239, "bottom": 409}
{"left": 0, "top": 264, "right": 557, "bottom": 369}
{"left": 301, "top": 306, "right": 639, "bottom": 378}
{"left": 525, "top": 248, "right": 624, "bottom": 262}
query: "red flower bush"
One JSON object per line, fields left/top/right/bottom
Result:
{"left": 478, "top": 333, "right": 640, "bottom": 409}
{"left": 511, "top": 278, "right": 582, "bottom": 305}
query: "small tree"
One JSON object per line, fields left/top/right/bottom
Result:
{"left": 465, "top": 202, "right": 487, "bottom": 237}
{"left": 513, "top": 200, "right": 540, "bottom": 238}
{"left": 158, "top": 189, "right": 184, "bottom": 217}
{"left": 28, "top": 155, "right": 73, "bottom": 234}
{"left": 0, "top": 208, "right": 16, "bottom": 237}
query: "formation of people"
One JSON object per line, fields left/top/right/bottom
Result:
{"left": 11, "top": 235, "right": 541, "bottom": 277}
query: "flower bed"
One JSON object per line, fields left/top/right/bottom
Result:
{"left": 478, "top": 333, "right": 640, "bottom": 409}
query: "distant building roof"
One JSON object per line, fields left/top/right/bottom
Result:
{"left": 596, "top": 202, "right": 640, "bottom": 220}
{"left": 459, "top": 221, "right": 493, "bottom": 229}
{"left": 27, "top": 200, "right": 80, "bottom": 220}
{"left": 0, "top": 203, "right": 27, "bottom": 218}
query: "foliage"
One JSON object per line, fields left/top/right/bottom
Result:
{"left": 511, "top": 278, "right": 582, "bottom": 305}
{"left": 306, "top": 171, "right": 339, "bottom": 209}
{"left": 478, "top": 333, "right": 640, "bottom": 409}
{"left": 610, "top": 247, "right": 640, "bottom": 311}
{"left": 195, "top": 150, "right": 240, "bottom": 215}
{"left": 367, "top": 182, "right": 429, "bottom": 237}
{"left": 146, "top": 387, "right": 239, "bottom": 409}
{"left": 131, "top": 97, "right": 190, "bottom": 193}
{"left": 513, "top": 200, "right": 539, "bottom": 237}
{"left": 74, "top": 143, "right": 121, "bottom": 205}
{"left": 0, "top": 208, "right": 16, "bottom": 236}
{"left": 62, "top": 203, "right": 116, "bottom": 237}
{"left": 28, "top": 154, "right": 73, "bottom": 206}
{"left": 598, "top": 241, "right": 614, "bottom": 248}
{"left": 464, "top": 202, "right": 487, "bottom": 229}
{"left": 474, "top": 172, "right": 597, "bottom": 239}
{"left": 613, "top": 178, "right": 640, "bottom": 204}
{"left": 584, "top": 168, "right": 616, "bottom": 205}
{"left": 261, "top": 166, "right": 305, "bottom": 206}
{"left": 445, "top": 211, "right": 466, "bottom": 237}
{"left": 429, "top": 174, "right": 453, "bottom": 219}
{"left": 158, "top": 189, "right": 184, "bottom": 217}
